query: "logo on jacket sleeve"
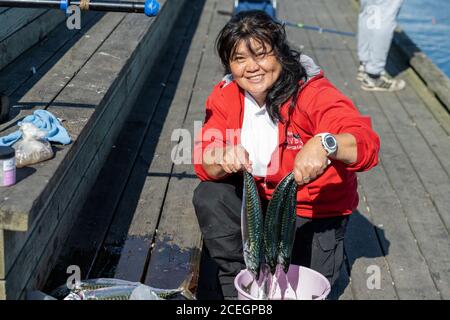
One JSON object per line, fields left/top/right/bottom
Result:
{"left": 286, "top": 131, "right": 304, "bottom": 150}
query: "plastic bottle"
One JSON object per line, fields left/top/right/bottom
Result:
{"left": 0, "top": 146, "right": 16, "bottom": 187}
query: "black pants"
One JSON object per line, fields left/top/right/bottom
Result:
{"left": 193, "top": 177, "right": 349, "bottom": 298}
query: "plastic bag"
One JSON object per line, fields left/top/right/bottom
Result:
{"left": 13, "top": 122, "right": 54, "bottom": 168}
{"left": 51, "top": 278, "right": 192, "bottom": 300}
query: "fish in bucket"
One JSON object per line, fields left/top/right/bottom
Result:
{"left": 237, "top": 171, "right": 331, "bottom": 300}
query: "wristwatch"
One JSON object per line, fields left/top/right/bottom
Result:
{"left": 315, "top": 133, "right": 338, "bottom": 156}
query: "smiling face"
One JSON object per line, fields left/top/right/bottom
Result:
{"left": 229, "top": 38, "right": 282, "bottom": 106}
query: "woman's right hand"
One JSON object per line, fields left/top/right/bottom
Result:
{"left": 219, "top": 144, "right": 253, "bottom": 174}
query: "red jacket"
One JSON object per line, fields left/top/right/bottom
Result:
{"left": 194, "top": 71, "right": 380, "bottom": 219}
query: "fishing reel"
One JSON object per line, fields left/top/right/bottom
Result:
{"left": 0, "top": 0, "right": 161, "bottom": 17}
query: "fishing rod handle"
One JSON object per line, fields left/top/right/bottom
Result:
{"left": 60, "top": 0, "right": 160, "bottom": 16}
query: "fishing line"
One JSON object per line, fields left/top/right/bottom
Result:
{"left": 216, "top": 9, "right": 356, "bottom": 37}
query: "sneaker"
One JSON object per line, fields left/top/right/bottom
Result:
{"left": 361, "top": 73, "right": 406, "bottom": 92}
{"left": 356, "top": 64, "right": 365, "bottom": 81}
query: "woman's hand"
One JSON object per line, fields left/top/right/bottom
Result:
{"left": 202, "top": 144, "right": 252, "bottom": 178}
{"left": 293, "top": 136, "right": 329, "bottom": 185}
{"left": 220, "top": 144, "right": 253, "bottom": 174}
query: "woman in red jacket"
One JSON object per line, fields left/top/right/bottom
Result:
{"left": 193, "top": 10, "right": 380, "bottom": 299}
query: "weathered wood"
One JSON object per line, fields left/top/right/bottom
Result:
{"left": 0, "top": 13, "right": 125, "bottom": 233}
{"left": 328, "top": 31, "right": 441, "bottom": 298}
{"left": 0, "top": 11, "right": 101, "bottom": 98}
{"left": 44, "top": 0, "right": 194, "bottom": 290}
{"left": 0, "top": 9, "right": 65, "bottom": 70}
{"left": 91, "top": 13, "right": 199, "bottom": 280}
{"left": 113, "top": 0, "right": 214, "bottom": 284}
{"left": 363, "top": 86, "right": 450, "bottom": 299}
{"left": 0, "top": 8, "right": 47, "bottom": 42}
{"left": 0, "top": 280, "right": 5, "bottom": 300}
{"left": 1, "top": 0, "right": 187, "bottom": 299}
{"left": 16, "top": 2, "right": 186, "bottom": 298}
{"left": 143, "top": 0, "right": 231, "bottom": 291}
{"left": 0, "top": 13, "right": 126, "bottom": 281}
{"left": 317, "top": 0, "right": 399, "bottom": 300}
{"left": 393, "top": 29, "right": 450, "bottom": 111}
{"left": 400, "top": 65, "right": 450, "bottom": 136}
{"left": 338, "top": 0, "right": 450, "bottom": 299}
{"left": 283, "top": 0, "right": 363, "bottom": 298}
{"left": 322, "top": 0, "right": 448, "bottom": 299}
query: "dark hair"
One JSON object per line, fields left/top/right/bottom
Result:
{"left": 216, "top": 10, "right": 307, "bottom": 123}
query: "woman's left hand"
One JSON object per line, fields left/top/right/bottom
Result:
{"left": 293, "top": 136, "right": 329, "bottom": 185}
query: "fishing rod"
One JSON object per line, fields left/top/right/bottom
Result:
{"left": 217, "top": 9, "right": 356, "bottom": 37}
{"left": 0, "top": 0, "right": 160, "bottom": 16}
{"left": 282, "top": 20, "right": 355, "bottom": 37}
{"left": 0, "top": 0, "right": 160, "bottom": 124}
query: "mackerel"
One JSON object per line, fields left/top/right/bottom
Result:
{"left": 241, "top": 170, "right": 265, "bottom": 280}
{"left": 263, "top": 172, "right": 295, "bottom": 274}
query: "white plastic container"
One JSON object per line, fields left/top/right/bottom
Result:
{"left": 0, "top": 146, "right": 16, "bottom": 187}
{"left": 234, "top": 265, "right": 331, "bottom": 300}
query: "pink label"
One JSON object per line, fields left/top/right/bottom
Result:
{"left": 3, "top": 169, "right": 16, "bottom": 186}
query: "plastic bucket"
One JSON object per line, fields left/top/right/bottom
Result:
{"left": 234, "top": 265, "right": 331, "bottom": 300}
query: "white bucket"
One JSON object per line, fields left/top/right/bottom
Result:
{"left": 234, "top": 265, "right": 331, "bottom": 300}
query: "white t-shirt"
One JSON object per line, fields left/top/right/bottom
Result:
{"left": 240, "top": 92, "right": 279, "bottom": 177}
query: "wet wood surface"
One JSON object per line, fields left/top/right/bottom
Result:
{"left": 39, "top": 0, "right": 449, "bottom": 300}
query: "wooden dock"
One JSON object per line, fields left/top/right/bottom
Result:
{"left": 1, "top": 0, "right": 449, "bottom": 300}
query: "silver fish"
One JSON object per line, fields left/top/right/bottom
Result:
{"left": 264, "top": 172, "right": 295, "bottom": 274}
{"left": 277, "top": 180, "right": 298, "bottom": 274}
{"left": 242, "top": 171, "right": 264, "bottom": 280}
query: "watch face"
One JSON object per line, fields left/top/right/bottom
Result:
{"left": 325, "top": 135, "right": 336, "bottom": 149}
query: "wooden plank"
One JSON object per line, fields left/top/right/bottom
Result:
{"left": 0, "top": 11, "right": 101, "bottom": 97}
{"left": 44, "top": 0, "right": 193, "bottom": 289}
{"left": 0, "top": 8, "right": 47, "bottom": 42}
{"left": 88, "top": 0, "right": 200, "bottom": 281}
{"left": 6, "top": 75, "right": 127, "bottom": 299}
{"left": 362, "top": 84, "right": 450, "bottom": 300}
{"left": 326, "top": 0, "right": 437, "bottom": 299}
{"left": 12, "top": 2, "right": 187, "bottom": 298}
{"left": 0, "top": 12, "right": 102, "bottom": 139}
{"left": 282, "top": 0, "right": 361, "bottom": 298}
{"left": 0, "top": 10, "right": 65, "bottom": 70}
{"left": 18, "top": 78, "right": 132, "bottom": 299}
{"left": 279, "top": 0, "right": 360, "bottom": 299}
{"left": 305, "top": 0, "right": 397, "bottom": 300}
{"left": 2, "top": 2, "right": 182, "bottom": 298}
{"left": 0, "top": 13, "right": 127, "bottom": 280}
{"left": 142, "top": 0, "right": 230, "bottom": 290}
{"left": 0, "top": 12, "right": 125, "bottom": 232}
{"left": 373, "top": 75, "right": 450, "bottom": 230}
{"left": 113, "top": 0, "right": 215, "bottom": 283}
{"left": 0, "top": 280, "right": 5, "bottom": 300}
{"left": 399, "top": 65, "right": 450, "bottom": 136}
{"left": 324, "top": 0, "right": 438, "bottom": 299}
{"left": 331, "top": 0, "right": 450, "bottom": 299}
{"left": 338, "top": 0, "right": 450, "bottom": 170}
{"left": 317, "top": 1, "right": 397, "bottom": 299}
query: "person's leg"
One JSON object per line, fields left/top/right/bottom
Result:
{"left": 192, "top": 178, "right": 245, "bottom": 299}
{"left": 291, "top": 216, "right": 349, "bottom": 292}
{"left": 361, "top": 0, "right": 405, "bottom": 90}
{"left": 357, "top": 0, "right": 371, "bottom": 67}
{"left": 364, "top": 0, "right": 404, "bottom": 75}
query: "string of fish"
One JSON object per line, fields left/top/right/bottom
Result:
{"left": 241, "top": 170, "right": 298, "bottom": 300}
